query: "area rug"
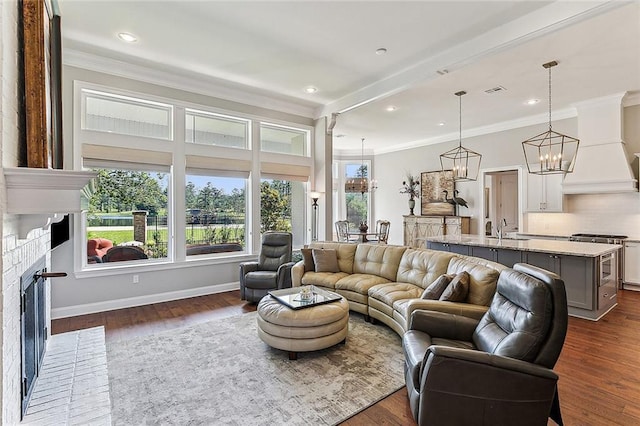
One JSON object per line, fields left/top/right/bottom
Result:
{"left": 107, "top": 312, "right": 405, "bottom": 425}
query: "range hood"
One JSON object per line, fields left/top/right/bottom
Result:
{"left": 3, "top": 167, "right": 96, "bottom": 238}
{"left": 562, "top": 93, "right": 638, "bottom": 194}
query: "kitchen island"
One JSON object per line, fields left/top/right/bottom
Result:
{"left": 426, "top": 235, "right": 621, "bottom": 320}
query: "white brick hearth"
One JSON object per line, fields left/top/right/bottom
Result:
{"left": 21, "top": 327, "right": 111, "bottom": 426}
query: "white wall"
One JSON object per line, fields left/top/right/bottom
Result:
{"left": 374, "top": 117, "right": 577, "bottom": 244}
{"left": 374, "top": 104, "right": 640, "bottom": 245}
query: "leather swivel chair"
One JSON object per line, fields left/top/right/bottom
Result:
{"left": 402, "top": 263, "right": 568, "bottom": 426}
{"left": 239, "top": 231, "right": 294, "bottom": 303}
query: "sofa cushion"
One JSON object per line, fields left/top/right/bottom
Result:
{"left": 370, "top": 282, "right": 424, "bottom": 307}
{"left": 336, "top": 273, "right": 391, "bottom": 295}
{"left": 308, "top": 242, "right": 357, "bottom": 274}
{"left": 312, "top": 249, "right": 340, "bottom": 273}
{"left": 447, "top": 257, "right": 503, "bottom": 306}
{"left": 396, "top": 249, "right": 456, "bottom": 289}
{"left": 421, "top": 274, "right": 454, "bottom": 300}
{"left": 301, "top": 272, "right": 348, "bottom": 289}
{"left": 353, "top": 244, "right": 407, "bottom": 281}
{"left": 439, "top": 271, "right": 470, "bottom": 302}
{"left": 300, "top": 248, "right": 315, "bottom": 272}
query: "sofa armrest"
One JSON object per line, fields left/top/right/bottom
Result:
{"left": 291, "top": 260, "right": 305, "bottom": 287}
{"left": 239, "top": 261, "right": 259, "bottom": 281}
{"left": 424, "top": 345, "right": 558, "bottom": 382}
{"left": 405, "top": 299, "right": 489, "bottom": 324}
{"left": 277, "top": 261, "right": 296, "bottom": 289}
{"left": 409, "top": 310, "right": 478, "bottom": 341}
{"left": 416, "top": 346, "right": 558, "bottom": 426}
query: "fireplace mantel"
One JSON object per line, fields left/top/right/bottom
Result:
{"left": 3, "top": 168, "right": 96, "bottom": 238}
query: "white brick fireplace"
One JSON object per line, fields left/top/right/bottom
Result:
{"left": 1, "top": 2, "right": 53, "bottom": 423}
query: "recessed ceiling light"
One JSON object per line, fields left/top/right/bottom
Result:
{"left": 386, "top": 105, "right": 397, "bottom": 112}
{"left": 118, "top": 32, "right": 138, "bottom": 43}
{"left": 526, "top": 99, "right": 540, "bottom": 105}
{"left": 375, "top": 48, "right": 387, "bottom": 55}
{"left": 304, "top": 86, "right": 318, "bottom": 94}
{"left": 438, "top": 122, "right": 446, "bottom": 126}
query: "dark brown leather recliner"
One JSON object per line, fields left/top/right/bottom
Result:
{"left": 402, "top": 263, "right": 568, "bottom": 426}
{"left": 239, "top": 232, "right": 294, "bottom": 303}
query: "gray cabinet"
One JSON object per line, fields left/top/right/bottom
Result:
{"left": 468, "top": 246, "right": 522, "bottom": 268}
{"left": 427, "top": 242, "right": 469, "bottom": 255}
{"left": 525, "top": 252, "right": 595, "bottom": 311}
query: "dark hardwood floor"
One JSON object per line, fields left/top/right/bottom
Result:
{"left": 52, "top": 289, "right": 640, "bottom": 425}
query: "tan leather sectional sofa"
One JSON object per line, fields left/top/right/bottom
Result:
{"left": 291, "top": 242, "right": 507, "bottom": 336}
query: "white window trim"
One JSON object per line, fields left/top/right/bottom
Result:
{"left": 73, "top": 80, "right": 313, "bottom": 274}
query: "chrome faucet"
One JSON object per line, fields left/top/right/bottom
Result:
{"left": 496, "top": 218, "right": 507, "bottom": 241}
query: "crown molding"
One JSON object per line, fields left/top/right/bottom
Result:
{"left": 64, "top": 49, "right": 319, "bottom": 119}
{"left": 623, "top": 91, "right": 640, "bottom": 107}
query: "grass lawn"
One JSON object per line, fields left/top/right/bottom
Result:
{"left": 87, "top": 227, "right": 244, "bottom": 246}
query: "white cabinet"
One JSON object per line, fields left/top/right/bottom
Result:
{"left": 403, "top": 216, "right": 470, "bottom": 248}
{"left": 624, "top": 241, "right": 640, "bottom": 285}
{"left": 526, "top": 173, "right": 564, "bottom": 212}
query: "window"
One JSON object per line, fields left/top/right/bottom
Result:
{"left": 260, "top": 123, "right": 308, "bottom": 156}
{"left": 84, "top": 167, "right": 170, "bottom": 264}
{"left": 260, "top": 178, "right": 307, "bottom": 247}
{"left": 344, "top": 162, "right": 369, "bottom": 230}
{"left": 82, "top": 89, "right": 172, "bottom": 140}
{"left": 185, "top": 174, "right": 246, "bottom": 256}
{"left": 185, "top": 109, "right": 249, "bottom": 149}
{"left": 75, "top": 82, "right": 314, "bottom": 270}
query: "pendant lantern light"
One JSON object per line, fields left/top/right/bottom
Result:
{"left": 522, "top": 60, "right": 579, "bottom": 174}
{"left": 440, "top": 91, "right": 482, "bottom": 181}
{"left": 345, "top": 138, "right": 377, "bottom": 194}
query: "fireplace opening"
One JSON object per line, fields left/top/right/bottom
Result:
{"left": 21, "top": 256, "right": 47, "bottom": 417}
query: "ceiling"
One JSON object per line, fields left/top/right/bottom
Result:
{"left": 59, "top": 1, "right": 640, "bottom": 154}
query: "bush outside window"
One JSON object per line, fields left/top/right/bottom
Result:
{"left": 261, "top": 178, "right": 307, "bottom": 248}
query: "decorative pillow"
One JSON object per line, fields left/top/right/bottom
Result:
{"left": 421, "top": 274, "right": 454, "bottom": 300}
{"left": 439, "top": 271, "right": 470, "bottom": 302}
{"left": 312, "top": 249, "right": 340, "bottom": 273}
{"left": 300, "top": 248, "right": 315, "bottom": 272}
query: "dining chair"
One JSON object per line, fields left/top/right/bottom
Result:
{"left": 335, "top": 220, "right": 350, "bottom": 242}
{"left": 375, "top": 220, "right": 390, "bottom": 244}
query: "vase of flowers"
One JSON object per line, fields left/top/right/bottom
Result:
{"left": 400, "top": 174, "right": 420, "bottom": 215}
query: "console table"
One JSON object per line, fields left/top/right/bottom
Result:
{"left": 403, "top": 215, "right": 470, "bottom": 248}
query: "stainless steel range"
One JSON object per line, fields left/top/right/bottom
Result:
{"left": 569, "top": 233, "right": 627, "bottom": 288}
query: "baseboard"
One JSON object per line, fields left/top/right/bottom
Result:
{"left": 51, "top": 282, "right": 240, "bottom": 319}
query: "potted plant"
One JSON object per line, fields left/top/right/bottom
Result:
{"left": 400, "top": 174, "right": 420, "bottom": 215}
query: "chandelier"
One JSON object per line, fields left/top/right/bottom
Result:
{"left": 522, "top": 60, "right": 579, "bottom": 175}
{"left": 345, "top": 138, "right": 377, "bottom": 194}
{"left": 440, "top": 91, "right": 482, "bottom": 181}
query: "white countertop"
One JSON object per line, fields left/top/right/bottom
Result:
{"left": 425, "top": 234, "right": 621, "bottom": 257}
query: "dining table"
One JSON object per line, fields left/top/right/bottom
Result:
{"left": 348, "top": 232, "right": 379, "bottom": 243}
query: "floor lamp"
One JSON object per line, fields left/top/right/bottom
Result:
{"left": 310, "top": 191, "right": 321, "bottom": 241}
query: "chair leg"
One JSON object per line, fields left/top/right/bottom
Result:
{"left": 549, "top": 386, "right": 563, "bottom": 426}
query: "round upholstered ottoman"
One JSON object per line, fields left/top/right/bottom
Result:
{"left": 257, "top": 295, "right": 349, "bottom": 359}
